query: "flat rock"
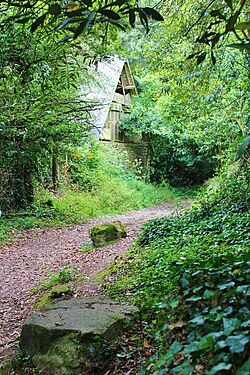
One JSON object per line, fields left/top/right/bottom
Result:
{"left": 19, "top": 296, "right": 138, "bottom": 374}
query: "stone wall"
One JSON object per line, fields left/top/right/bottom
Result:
{"left": 101, "top": 141, "right": 150, "bottom": 174}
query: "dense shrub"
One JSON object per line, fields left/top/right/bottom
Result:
{"left": 150, "top": 136, "right": 217, "bottom": 187}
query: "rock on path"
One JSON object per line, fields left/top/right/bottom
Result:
{"left": 0, "top": 201, "right": 189, "bottom": 361}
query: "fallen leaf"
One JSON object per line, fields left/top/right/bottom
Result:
{"left": 168, "top": 321, "right": 187, "bottom": 331}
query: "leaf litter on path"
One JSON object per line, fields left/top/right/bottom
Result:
{"left": 0, "top": 201, "right": 190, "bottom": 362}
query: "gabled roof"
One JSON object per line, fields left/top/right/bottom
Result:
{"left": 84, "top": 56, "right": 136, "bottom": 139}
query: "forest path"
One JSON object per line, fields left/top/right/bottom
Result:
{"left": 0, "top": 200, "right": 190, "bottom": 361}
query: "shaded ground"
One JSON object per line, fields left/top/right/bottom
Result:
{"left": 0, "top": 200, "right": 189, "bottom": 362}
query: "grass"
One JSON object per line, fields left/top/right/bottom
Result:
{"left": 0, "top": 183, "right": 178, "bottom": 245}
{"left": 29, "top": 264, "right": 79, "bottom": 295}
{"left": 0, "top": 144, "right": 192, "bottom": 245}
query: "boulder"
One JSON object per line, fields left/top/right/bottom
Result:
{"left": 88, "top": 221, "right": 127, "bottom": 247}
{"left": 19, "top": 296, "right": 138, "bottom": 375}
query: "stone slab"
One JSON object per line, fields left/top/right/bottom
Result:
{"left": 20, "top": 296, "right": 138, "bottom": 356}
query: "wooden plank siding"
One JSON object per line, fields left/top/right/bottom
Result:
{"left": 100, "top": 61, "right": 137, "bottom": 142}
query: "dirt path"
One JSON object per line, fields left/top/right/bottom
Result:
{"left": 0, "top": 201, "right": 189, "bottom": 361}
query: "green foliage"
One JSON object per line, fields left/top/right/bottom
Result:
{"left": 236, "top": 135, "right": 250, "bottom": 161}
{"left": 30, "top": 264, "right": 78, "bottom": 295}
{"left": 0, "top": 143, "right": 178, "bottom": 244}
{"left": 150, "top": 136, "right": 217, "bottom": 187}
{"left": 0, "top": 351, "right": 38, "bottom": 375}
{"left": 118, "top": 0, "right": 249, "bottom": 187}
{"left": 120, "top": 50, "right": 249, "bottom": 185}
{"left": 34, "top": 284, "right": 73, "bottom": 309}
{"left": 105, "top": 165, "right": 250, "bottom": 374}
{"left": 0, "top": 23, "right": 92, "bottom": 211}
{"left": 186, "top": 0, "right": 250, "bottom": 59}
{"left": 0, "top": 1, "right": 164, "bottom": 43}
{"left": 43, "top": 143, "right": 176, "bottom": 220}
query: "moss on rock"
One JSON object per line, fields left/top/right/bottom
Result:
{"left": 34, "top": 284, "right": 72, "bottom": 309}
{"left": 33, "top": 333, "right": 98, "bottom": 375}
{"left": 20, "top": 297, "right": 138, "bottom": 374}
{"left": 88, "top": 221, "right": 127, "bottom": 247}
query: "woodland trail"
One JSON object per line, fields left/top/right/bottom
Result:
{"left": 0, "top": 200, "right": 190, "bottom": 362}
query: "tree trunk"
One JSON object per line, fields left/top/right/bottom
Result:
{"left": 52, "top": 147, "right": 59, "bottom": 191}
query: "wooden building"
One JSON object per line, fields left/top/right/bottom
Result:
{"left": 86, "top": 56, "right": 149, "bottom": 169}
{"left": 99, "top": 58, "right": 138, "bottom": 142}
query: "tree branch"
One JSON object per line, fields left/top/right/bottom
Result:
{"left": 184, "top": 0, "right": 216, "bottom": 37}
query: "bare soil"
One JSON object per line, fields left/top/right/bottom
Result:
{"left": 0, "top": 201, "right": 189, "bottom": 362}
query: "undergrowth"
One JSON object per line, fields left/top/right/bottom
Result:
{"left": 104, "top": 163, "right": 250, "bottom": 374}
{"left": 29, "top": 264, "right": 78, "bottom": 295}
{"left": 0, "top": 144, "right": 182, "bottom": 245}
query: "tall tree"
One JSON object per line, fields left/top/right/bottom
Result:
{"left": 0, "top": 25, "right": 96, "bottom": 210}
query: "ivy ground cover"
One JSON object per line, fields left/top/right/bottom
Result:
{"left": 106, "top": 169, "right": 250, "bottom": 374}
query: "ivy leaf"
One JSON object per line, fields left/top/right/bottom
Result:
{"left": 189, "top": 315, "right": 205, "bottom": 325}
{"left": 236, "top": 357, "right": 250, "bottom": 375}
{"left": 183, "top": 341, "right": 199, "bottom": 354}
{"left": 225, "top": 335, "right": 249, "bottom": 353}
{"left": 169, "top": 299, "right": 179, "bottom": 308}
{"left": 179, "top": 272, "right": 189, "bottom": 287}
{"left": 142, "top": 7, "right": 164, "bottom": 21}
{"left": 214, "top": 340, "right": 227, "bottom": 350}
{"left": 236, "top": 285, "right": 250, "bottom": 294}
{"left": 172, "top": 362, "right": 194, "bottom": 375}
{"left": 203, "top": 289, "right": 216, "bottom": 299}
{"left": 198, "top": 333, "right": 214, "bottom": 350}
{"left": 155, "top": 350, "right": 174, "bottom": 366}
{"left": 218, "top": 281, "right": 235, "bottom": 290}
{"left": 30, "top": 13, "right": 47, "bottom": 32}
{"left": 170, "top": 340, "right": 183, "bottom": 354}
{"left": 206, "top": 362, "right": 232, "bottom": 375}
{"left": 186, "top": 296, "right": 201, "bottom": 301}
{"left": 235, "top": 135, "right": 250, "bottom": 161}
{"left": 223, "top": 317, "right": 240, "bottom": 336}
{"left": 241, "top": 320, "right": 250, "bottom": 328}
